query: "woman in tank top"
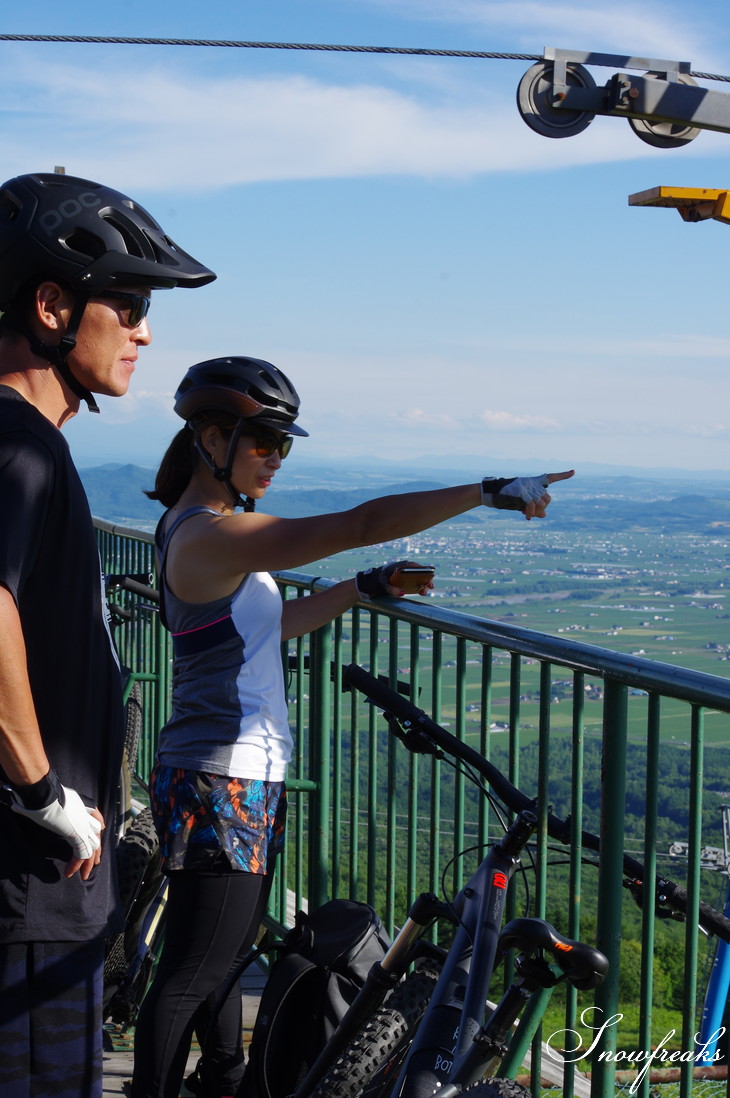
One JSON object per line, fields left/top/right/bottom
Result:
{"left": 130, "top": 355, "right": 572, "bottom": 1098}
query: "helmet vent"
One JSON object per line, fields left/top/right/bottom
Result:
{"left": 150, "top": 234, "right": 181, "bottom": 265}
{"left": 259, "top": 366, "right": 277, "bottom": 387}
{"left": 161, "top": 234, "right": 184, "bottom": 257}
{"left": 99, "top": 211, "right": 147, "bottom": 260}
{"left": 0, "top": 190, "right": 21, "bottom": 223}
{"left": 64, "top": 228, "right": 105, "bottom": 261}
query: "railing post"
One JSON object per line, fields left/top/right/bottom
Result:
{"left": 429, "top": 631, "right": 443, "bottom": 909}
{"left": 386, "top": 618, "right": 400, "bottom": 928}
{"left": 591, "top": 678, "right": 628, "bottom": 1098}
{"left": 564, "top": 670, "right": 586, "bottom": 1098}
{"left": 308, "top": 623, "right": 333, "bottom": 908}
{"left": 681, "top": 705, "right": 704, "bottom": 1098}
{"left": 638, "top": 694, "right": 660, "bottom": 1098}
{"left": 529, "top": 661, "right": 552, "bottom": 1094}
{"left": 367, "top": 610, "right": 380, "bottom": 912}
{"left": 348, "top": 607, "right": 362, "bottom": 900}
{"left": 454, "top": 636, "right": 467, "bottom": 896}
{"left": 330, "top": 617, "right": 344, "bottom": 900}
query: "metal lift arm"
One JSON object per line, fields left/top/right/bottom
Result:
{"left": 518, "top": 47, "right": 730, "bottom": 148}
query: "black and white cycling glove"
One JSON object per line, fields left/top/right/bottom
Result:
{"left": 481, "top": 476, "right": 550, "bottom": 512}
{"left": 6, "top": 768, "right": 102, "bottom": 860}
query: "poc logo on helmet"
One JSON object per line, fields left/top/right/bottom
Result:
{"left": 39, "top": 192, "right": 102, "bottom": 236}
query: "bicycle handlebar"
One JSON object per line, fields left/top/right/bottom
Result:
{"left": 342, "top": 662, "right": 573, "bottom": 840}
{"left": 340, "top": 663, "right": 730, "bottom": 943}
{"left": 105, "top": 573, "right": 160, "bottom": 604}
{"left": 499, "top": 917, "right": 608, "bottom": 990}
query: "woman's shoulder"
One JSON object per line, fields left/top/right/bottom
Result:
{"left": 158, "top": 505, "right": 222, "bottom": 549}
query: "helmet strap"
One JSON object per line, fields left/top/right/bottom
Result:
{"left": 194, "top": 418, "right": 251, "bottom": 510}
{"left": 12, "top": 295, "right": 100, "bottom": 413}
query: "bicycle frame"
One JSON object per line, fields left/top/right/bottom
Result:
{"left": 390, "top": 812, "right": 538, "bottom": 1098}
{"left": 289, "top": 663, "right": 640, "bottom": 1098}
{"left": 293, "top": 799, "right": 605, "bottom": 1098}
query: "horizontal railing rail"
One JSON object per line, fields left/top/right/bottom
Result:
{"left": 96, "top": 522, "right": 730, "bottom": 1098}
{"left": 303, "top": 576, "right": 730, "bottom": 709}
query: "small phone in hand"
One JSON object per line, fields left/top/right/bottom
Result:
{"left": 389, "top": 566, "right": 435, "bottom": 594}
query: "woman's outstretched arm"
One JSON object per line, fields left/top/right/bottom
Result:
{"left": 176, "top": 471, "right": 575, "bottom": 590}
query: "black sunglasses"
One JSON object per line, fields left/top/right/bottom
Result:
{"left": 95, "top": 290, "right": 151, "bottom": 328}
{"left": 250, "top": 430, "right": 293, "bottom": 459}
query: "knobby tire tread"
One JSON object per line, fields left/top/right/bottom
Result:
{"left": 462, "top": 1080, "right": 532, "bottom": 1098}
{"left": 123, "top": 679, "right": 144, "bottom": 776}
{"left": 310, "top": 963, "right": 440, "bottom": 1098}
{"left": 103, "top": 807, "right": 162, "bottom": 1018}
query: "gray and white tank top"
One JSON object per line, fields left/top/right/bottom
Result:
{"left": 155, "top": 506, "right": 292, "bottom": 780}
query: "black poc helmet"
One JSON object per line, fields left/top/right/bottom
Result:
{"left": 174, "top": 356, "right": 308, "bottom": 510}
{"left": 0, "top": 171, "right": 216, "bottom": 410}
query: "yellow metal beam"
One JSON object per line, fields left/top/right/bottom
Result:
{"left": 628, "top": 185, "right": 730, "bottom": 224}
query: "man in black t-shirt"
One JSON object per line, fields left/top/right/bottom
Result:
{"left": 0, "top": 172, "right": 215, "bottom": 1098}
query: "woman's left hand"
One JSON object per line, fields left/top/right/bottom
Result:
{"left": 384, "top": 561, "right": 435, "bottom": 597}
{"left": 356, "top": 560, "right": 435, "bottom": 599}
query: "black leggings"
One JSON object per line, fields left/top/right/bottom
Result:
{"left": 131, "top": 868, "right": 271, "bottom": 1098}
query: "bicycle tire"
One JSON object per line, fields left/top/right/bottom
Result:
{"left": 461, "top": 1080, "right": 531, "bottom": 1098}
{"left": 115, "top": 675, "right": 144, "bottom": 840}
{"left": 104, "top": 807, "right": 162, "bottom": 1021}
{"left": 123, "top": 679, "right": 143, "bottom": 776}
{"left": 310, "top": 962, "right": 441, "bottom": 1098}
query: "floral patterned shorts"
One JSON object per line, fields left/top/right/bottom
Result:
{"left": 149, "top": 764, "right": 287, "bottom": 874}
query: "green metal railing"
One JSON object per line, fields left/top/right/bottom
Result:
{"left": 96, "top": 519, "right": 730, "bottom": 1098}
{"left": 95, "top": 519, "right": 172, "bottom": 779}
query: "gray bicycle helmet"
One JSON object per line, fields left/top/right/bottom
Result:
{"left": 0, "top": 172, "right": 216, "bottom": 410}
{"left": 174, "top": 357, "right": 308, "bottom": 437}
{"left": 174, "top": 356, "right": 308, "bottom": 510}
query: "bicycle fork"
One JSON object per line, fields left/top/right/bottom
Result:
{"left": 391, "top": 811, "right": 538, "bottom": 1098}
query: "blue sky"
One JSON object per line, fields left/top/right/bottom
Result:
{"left": 3, "top": 0, "right": 730, "bottom": 474}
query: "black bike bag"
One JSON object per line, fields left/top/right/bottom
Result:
{"left": 241, "top": 898, "right": 390, "bottom": 1098}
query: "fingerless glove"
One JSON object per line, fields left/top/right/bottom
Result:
{"left": 355, "top": 560, "right": 408, "bottom": 600}
{"left": 481, "top": 476, "right": 549, "bottom": 512}
{"left": 7, "top": 770, "right": 102, "bottom": 860}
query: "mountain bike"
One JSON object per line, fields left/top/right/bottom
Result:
{"left": 102, "top": 573, "right": 168, "bottom": 1032}
{"left": 279, "top": 662, "right": 730, "bottom": 1098}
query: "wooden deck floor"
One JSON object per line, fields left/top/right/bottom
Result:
{"left": 101, "top": 964, "right": 591, "bottom": 1098}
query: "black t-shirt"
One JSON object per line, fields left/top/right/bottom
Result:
{"left": 0, "top": 386, "right": 124, "bottom": 941}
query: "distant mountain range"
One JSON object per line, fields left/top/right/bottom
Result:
{"left": 80, "top": 461, "right": 730, "bottom": 535}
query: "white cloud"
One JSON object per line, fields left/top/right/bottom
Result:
{"left": 478, "top": 409, "right": 561, "bottom": 431}
{"left": 356, "top": 0, "right": 719, "bottom": 66}
{"left": 394, "top": 406, "right": 564, "bottom": 435}
{"left": 396, "top": 407, "right": 459, "bottom": 427}
{"left": 96, "top": 388, "right": 178, "bottom": 423}
{"left": 463, "top": 1, "right": 706, "bottom": 59}
{"left": 685, "top": 422, "right": 730, "bottom": 439}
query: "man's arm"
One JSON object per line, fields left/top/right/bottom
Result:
{"left": 0, "top": 584, "right": 49, "bottom": 784}
{"left": 0, "top": 585, "right": 103, "bottom": 878}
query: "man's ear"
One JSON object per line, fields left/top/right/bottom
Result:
{"left": 34, "top": 282, "right": 71, "bottom": 335}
